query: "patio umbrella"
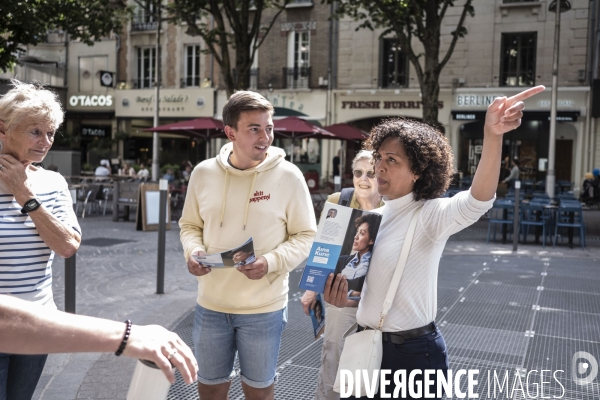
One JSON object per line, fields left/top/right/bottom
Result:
{"left": 143, "top": 117, "right": 226, "bottom": 158}
{"left": 323, "top": 123, "right": 369, "bottom": 141}
{"left": 273, "top": 117, "right": 335, "bottom": 162}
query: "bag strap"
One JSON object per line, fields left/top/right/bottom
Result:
{"left": 338, "top": 188, "right": 355, "bottom": 207}
{"left": 376, "top": 206, "right": 422, "bottom": 330}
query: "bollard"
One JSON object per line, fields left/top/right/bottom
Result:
{"left": 157, "top": 179, "right": 168, "bottom": 294}
{"left": 65, "top": 254, "right": 76, "bottom": 314}
{"left": 512, "top": 181, "right": 521, "bottom": 252}
{"left": 334, "top": 175, "right": 341, "bottom": 193}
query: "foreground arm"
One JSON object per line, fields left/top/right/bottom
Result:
{"left": 0, "top": 295, "right": 198, "bottom": 385}
{"left": 470, "top": 86, "right": 545, "bottom": 202}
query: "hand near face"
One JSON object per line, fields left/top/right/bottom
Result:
{"left": 0, "top": 154, "right": 35, "bottom": 205}
{"left": 237, "top": 255, "right": 268, "bottom": 280}
{"left": 485, "top": 86, "right": 545, "bottom": 137}
{"left": 187, "top": 251, "right": 212, "bottom": 277}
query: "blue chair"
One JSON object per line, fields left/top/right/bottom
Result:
{"left": 519, "top": 202, "right": 551, "bottom": 247}
{"left": 487, "top": 200, "right": 515, "bottom": 243}
{"left": 553, "top": 202, "right": 586, "bottom": 249}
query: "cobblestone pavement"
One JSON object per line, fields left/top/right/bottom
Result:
{"left": 31, "top": 212, "right": 600, "bottom": 399}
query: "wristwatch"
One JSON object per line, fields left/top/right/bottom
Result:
{"left": 21, "top": 198, "right": 42, "bottom": 214}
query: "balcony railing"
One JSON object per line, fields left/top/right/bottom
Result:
{"left": 131, "top": 79, "right": 154, "bottom": 89}
{"left": 249, "top": 68, "right": 258, "bottom": 90}
{"left": 180, "top": 77, "right": 200, "bottom": 88}
{"left": 231, "top": 68, "right": 259, "bottom": 90}
{"left": 131, "top": 16, "right": 157, "bottom": 31}
{"left": 282, "top": 66, "right": 311, "bottom": 89}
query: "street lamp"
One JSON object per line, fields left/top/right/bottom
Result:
{"left": 546, "top": 0, "right": 571, "bottom": 198}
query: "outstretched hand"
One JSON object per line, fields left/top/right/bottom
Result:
{"left": 485, "top": 86, "right": 545, "bottom": 136}
{"left": 124, "top": 325, "right": 198, "bottom": 385}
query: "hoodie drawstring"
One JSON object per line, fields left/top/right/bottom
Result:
{"left": 243, "top": 171, "right": 258, "bottom": 230}
{"left": 219, "top": 169, "right": 229, "bottom": 227}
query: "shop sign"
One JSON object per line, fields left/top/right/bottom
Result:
{"left": 81, "top": 126, "right": 110, "bottom": 137}
{"left": 455, "top": 94, "right": 503, "bottom": 107}
{"left": 69, "top": 94, "right": 113, "bottom": 107}
{"left": 115, "top": 88, "right": 214, "bottom": 118}
{"left": 341, "top": 101, "right": 444, "bottom": 109}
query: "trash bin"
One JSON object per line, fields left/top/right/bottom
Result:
{"left": 304, "top": 171, "right": 319, "bottom": 192}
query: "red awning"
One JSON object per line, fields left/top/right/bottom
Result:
{"left": 143, "top": 117, "right": 225, "bottom": 139}
{"left": 273, "top": 117, "right": 335, "bottom": 139}
{"left": 323, "top": 123, "right": 369, "bottom": 141}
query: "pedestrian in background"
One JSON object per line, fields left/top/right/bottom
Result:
{"left": 0, "top": 79, "right": 81, "bottom": 400}
{"left": 301, "top": 150, "right": 383, "bottom": 400}
{"left": 179, "top": 91, "right": 316, "bottom": 400}
{"left": 502, "top": 158, "right": 520, "bottom": 189}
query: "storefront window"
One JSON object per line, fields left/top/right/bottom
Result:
{"left": 500, "top": 32, "right": 536, "bottom": 87}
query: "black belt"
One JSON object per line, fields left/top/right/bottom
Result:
{"left": 357, "top": 321, "right": 437, "bottom": 345}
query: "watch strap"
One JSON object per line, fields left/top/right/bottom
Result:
{"left": 20, "top": 198, "right": 42, "bottom": 214}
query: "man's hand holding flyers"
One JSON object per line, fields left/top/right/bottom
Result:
{"left": 237, "top": 256, "right": 268, "bottom": 280}
{"left": 187, "top": 251, "right": 212, "bottom": 276}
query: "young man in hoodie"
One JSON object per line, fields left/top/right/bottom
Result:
{"left": 179, "top": 91, "right": 317, "bottom": 400}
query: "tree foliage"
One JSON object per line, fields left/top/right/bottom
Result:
{"left": 0, "top": 0, "right": 130, "bottom": 72}
{"left": 168, "top": 0, "right": 291, "bottom": 96}
{"left": 332, "top": 0, "right": 474, "bottom": 128}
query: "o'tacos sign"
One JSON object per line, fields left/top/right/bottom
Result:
{"left": 67, "top": 92, "right": 115, "bottom": 111}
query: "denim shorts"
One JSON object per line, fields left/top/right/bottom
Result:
{"left": 192, "top": 304, "right": 287, "bottom": 388}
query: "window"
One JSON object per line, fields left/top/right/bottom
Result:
{"left": 184, "top": 45, "right": 201, "bottom": 87}
{"left": 285, "top": 31, "right": 310, "bottom": 88}
{"left": 136, "top": 47, "right": 156, "bottom": 89}
{"left": 500, "top": 32, "right": 536, "bottom": 87}
{"left": 380, "top": 38, "right": 408, "bottom": 88}
{"left": 79, "top": 56, "right": 108, "bottom": 92}
{"left": 132, "top": 3, "right": 156, "bottom": 31}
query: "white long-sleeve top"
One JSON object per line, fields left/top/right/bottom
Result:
{"left": 356, "top": 189, "right": 494, "bottom": 332}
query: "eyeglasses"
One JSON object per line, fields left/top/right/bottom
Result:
{"left": 353, "top": 169, "right": 376, "bottom": 179}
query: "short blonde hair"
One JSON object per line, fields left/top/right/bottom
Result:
{"left": 0, "top": 79, "right": 64, "bottom": 132}
{"left": 222, "top": 91, "right": 273, "bottom": 129}
{"left": 351, "top": 150, "right": 374, "bottom": 170}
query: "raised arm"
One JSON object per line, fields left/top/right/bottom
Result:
{"left": 470, "top": 86, "right": 545, "bottom": 202}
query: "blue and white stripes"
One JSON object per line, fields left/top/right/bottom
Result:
{"left": 0, "top": 171, "right": 81, "bottom": 306}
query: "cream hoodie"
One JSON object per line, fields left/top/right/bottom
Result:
{"left": 179, "top": 143, "right": 317, "bottom": 314}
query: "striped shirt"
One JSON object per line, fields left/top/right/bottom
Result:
{"left": 0, "top": 169, "right": 81, "bottom": 307}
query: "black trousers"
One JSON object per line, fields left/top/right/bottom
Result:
{"left": 348, "top": 328, "right": 449, "bottom": 399}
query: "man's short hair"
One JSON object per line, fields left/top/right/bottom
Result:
{"left": 222, "top": 91, "right": 274, "bottom": 130}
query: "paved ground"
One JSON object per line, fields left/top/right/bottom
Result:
{"left": 31, "top": 209, "right": 600, "bottom": 399}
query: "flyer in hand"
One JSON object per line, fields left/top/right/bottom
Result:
{"left": 299, "top": 203, "right": 382, "bottom": 293}
{"left": 192, "top": 237, "right": 256, "bottom": 268}
{"left": 309, "top": 294, "right": 326, "bottom": 339}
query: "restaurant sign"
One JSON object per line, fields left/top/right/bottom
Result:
{"left": 115, "top": 88, "right": 214, "bottom": 118}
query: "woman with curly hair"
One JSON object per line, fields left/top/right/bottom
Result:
{"left": 325, "top": 86, "right": 544, "bottom": 399}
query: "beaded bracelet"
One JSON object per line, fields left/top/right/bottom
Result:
{"left": 115, "top": 319, "right": 132, "bottom": 356}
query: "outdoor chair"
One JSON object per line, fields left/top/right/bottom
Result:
{"left": 75, "top": 184, "right": 103, "bottom": 218}
{"left": 487, "top": 199, "right": 515, "bottom": 243}
{"left": 519, "top": 202, "right": 551, "bottom": 247}
{"left": 553, "top": 202, "right": 586, "bottom": 249}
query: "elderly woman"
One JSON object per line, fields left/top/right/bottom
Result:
{"left": 325, "top": 86, "right": 544, "bottom": 399}
{"left": 0, "top": 80, "right": 81, "bottom": 400}
{"left": 301, "top": 150, "right": 384, "bottom": 400}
